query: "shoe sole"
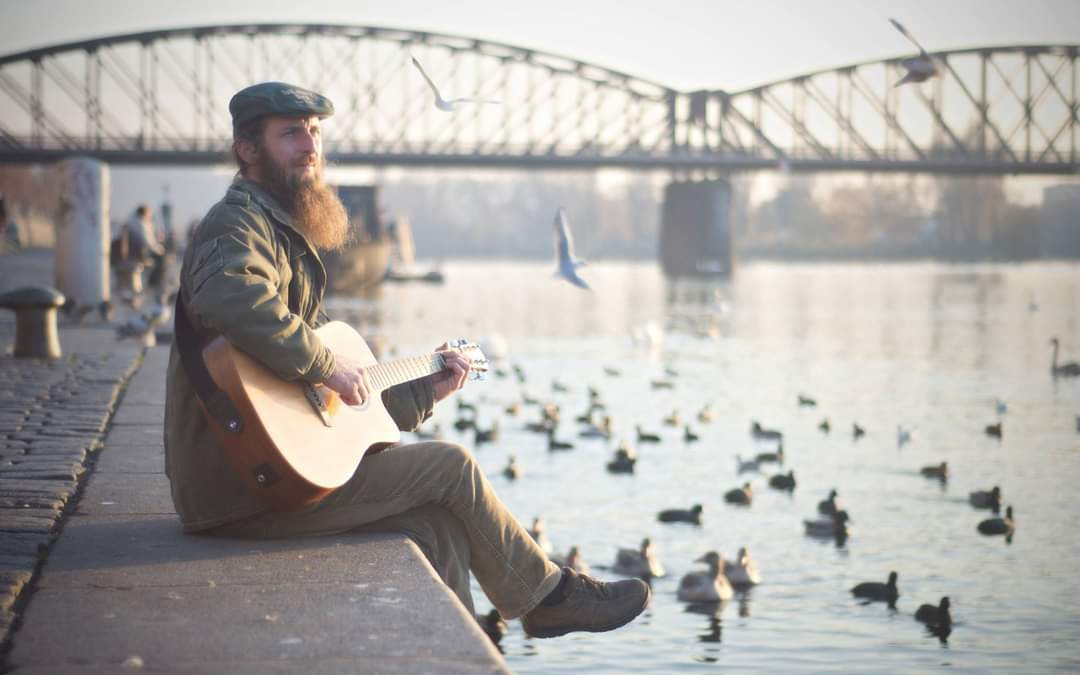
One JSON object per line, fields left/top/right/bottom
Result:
{"left": 524, "top": 584, "right": 651, "bottom": 639}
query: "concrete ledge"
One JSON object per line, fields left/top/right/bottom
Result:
{"left": 0, "top": 281, "right": 511, "bottom": 674}
{"left": 10, "top": 524, "right": 508, "bottom": 673}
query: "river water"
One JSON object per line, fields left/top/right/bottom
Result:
{"left": 327, "top": 260, "right": 1080, "bottom": 674}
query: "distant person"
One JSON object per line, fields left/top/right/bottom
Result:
{"left": 0, "top": 194, "right": 23, "bottom": 251}
{"left": 119, "top": 204, "right": 168, "bottom": 292}
{"left": 164, "top": 81, "right": 649, "bottom": 640}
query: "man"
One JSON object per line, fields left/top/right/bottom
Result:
{"left": 0, "top": 194, "right": 22, "bottom": 251}
{"left": 122, "top": 204, "right": 168, "bottom": 291}
{"left": 164, "top": 81, "right": 649, "bottom": 639}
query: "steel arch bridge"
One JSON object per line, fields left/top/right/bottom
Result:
{"left": 0, "top": 23, "right": 1077, "bottom": 174}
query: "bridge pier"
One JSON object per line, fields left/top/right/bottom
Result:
{"left": 659, "top": 179, "right": 734, "bottom": 278}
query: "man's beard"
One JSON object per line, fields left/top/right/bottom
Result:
{"left": 257, "top": 152, "right": 350, "bottom": 252}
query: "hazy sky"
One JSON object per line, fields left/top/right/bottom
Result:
{"left": 1, "top": 0, "right": 1078, "bottom": 91}
{"left": 1, "top": 0, "right": 1077, "bottom": 225}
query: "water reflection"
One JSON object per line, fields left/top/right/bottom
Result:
{"left": 697, "top": 615, "right": 723, "bottom": 643}
{"left": 665, "top": 277, "right": 730, "bottom": 339}
{"left": 737, "top": 590, "right": 753, "bottom": 618}
{"left": 925, "top": 624, "right": 952, "bottom": 646}
{"left": 684, "top": 599, "right": 728, "bottom": 618}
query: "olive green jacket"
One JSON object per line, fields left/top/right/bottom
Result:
{"left": 164, "top": 179, "right": 433, "bottom": 532}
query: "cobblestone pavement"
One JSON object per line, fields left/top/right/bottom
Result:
{"left": 0, "top": 250, "right": 144, "bottom": 650}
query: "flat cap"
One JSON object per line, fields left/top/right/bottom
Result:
{"left": 229, "top": 82, "right": 334, "bottom": 130}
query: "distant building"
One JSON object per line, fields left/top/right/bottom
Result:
{"left": 1040, "top": 184, "right": 1080, "bottom": 258}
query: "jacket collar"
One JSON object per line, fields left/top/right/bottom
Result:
{"left": 230, "top": 179, "right": 328, "bottom": 298}
{"left": 231, "top": 178, "right": 319, "bottom": 256}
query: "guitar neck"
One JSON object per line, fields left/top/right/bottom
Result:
{"left": 367, "top": 353, "right": 446, "bottom": 391}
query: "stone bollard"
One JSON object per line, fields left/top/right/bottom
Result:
{"left": 0, "top": 286, "right": 66, "bottom": 359}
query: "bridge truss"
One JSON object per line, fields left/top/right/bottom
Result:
{"left": 0, "top": 23, "right": 1076, "bottom": 174}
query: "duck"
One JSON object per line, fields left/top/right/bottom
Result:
{"left": 920, "top": 462, "right": 948, "bottom": 480}
{"left": 477, "top": 609, "right": 507, "bottom": 645}
{"left": 735, "top": 454, "right": 760, "bottom": 474}
{"left": 636, "top": 425, "right": 661, "bottom": 443}
{"left": 1051, "top": 337, "right": 1080, "bottom": 377}
{"left": 697, "top": 404, "right": 714, "bottom": 424}
{"left": 658, "top": 503, "right": 703, "bottom": 525}
{"left": 663, "top": 409, "right": 681, "bottom": 427}
{"left": 751, "top": 420, "right": 783, "bottom": 441}
{"left": 818, "top": 418, "right": 831, "bottom": 434}
{"left": 724, "top": 483, "right": 753, "bottom": 505}
{"left": 977, "top": 505, "right": 1014, "bottom": 537}
{"left": 769, "top": 470, "right": 796, "bottom": 491}
{"left": 551, "top": 545, "right": 590, "bottom": 575}
{"left": 502, "top": 455, "right": 521, "bottom": 480}
{"left": 579, "top": 415, "right": 612, "bottom": 439}
{"left": 524, "top": 417, "right": 556, "bottom": 434}
{"left": 547, "top": 427, "right": 575, "bottom": 451}
{"left": 603, "top": 365, "right": 622, "bottom": 377}
{"left": 984, "top": 421, "right": 1002, "bottom": 438}
{"left": 504, "top": 402, "right": 520, "bottom": 416}
{"left": 528, "top": 517, "right": 553, "bottom": 553}
{"left": 650, "top": 379, "right": 675, "bottom": 390}
{"left": 453, "top": 416, "right": 476, "bottom": 432}
{"left": 756, "top": 443, "right": 784, "bottom": 465}
{"left": 969, "top": 486, "right": 1002, "bottom": 511}
{"left": 683, "top": 425, "right": 700, "bottom": 443}
{"left": 512, "top": 364, "right": 527, "bottom": 383}
{"left": 612, "top": 538, "right": 665, "bottom": 578}
{"left": 551, "top": 379, "right": 570, "bottom": 393}
{"left": 473, "top": 420, "right": 499, "bottom": 445}
{"left": 606, "top": 441, "right": 637, "bottom": 474}
{"left": 804, "top": 509, "right": 852, "bottom": 538}
{"left": 457, "top": 398, "right": 477, "bottom": 414}
{"left": 852, "top": 422, "right": 866, "bottom": 440}
{"left": 818, "top": 489, "right": 841, "bottom": 516}
{"left": 575, "top": 404, "right": 598, "bottom": 424}
{"left": 851, "top": 571, "right": 899, "bottom": 606}
{"left": 914, "top": 596, "right": 951, "bottom": 630}
{"left": 677, "top": 551, "right": 734, "bottom": 603}
{"left": 723, "top": 547, "right": 762, "bottom": 587}
{"left": 798, "top": 393, "right": 817, "bottom": 407}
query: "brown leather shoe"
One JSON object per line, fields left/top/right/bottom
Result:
{"left": 521, "top": 568, "right": 650, "bottom": 638}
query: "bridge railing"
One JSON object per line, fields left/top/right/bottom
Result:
{"left": 0, "top": 24, "right": 1076, "bottom": 173}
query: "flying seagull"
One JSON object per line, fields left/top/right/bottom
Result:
{"left": 553, "top": 208, "right": 589, "bottom": 290}
{"left": 411, "top": 56, "right": 500, "bottom": 112}
{"left": 889, "top": 18, "right": 940, "bottom": 86}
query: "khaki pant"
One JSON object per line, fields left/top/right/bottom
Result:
{"left": 208, "top": 440, "right": 562, "bottom": 619}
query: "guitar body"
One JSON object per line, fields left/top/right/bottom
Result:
{"left": 202, "top": 321, "right": 401, "bottom": 511}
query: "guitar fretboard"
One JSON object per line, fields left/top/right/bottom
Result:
{"left": 367, "top": 353, "right": 446, "bottom": 391}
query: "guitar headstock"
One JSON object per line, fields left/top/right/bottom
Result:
{"left": 447, "top": 338, "right": 490, "bottom": 381}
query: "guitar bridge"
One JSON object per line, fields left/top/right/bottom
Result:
{"left": 302, "top": 382, "right": 334, "bottom": 427}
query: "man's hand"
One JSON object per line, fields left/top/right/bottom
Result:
{"left": 322, "top": 352, "right": 371, "bottom": 406}
{"left": 430, "top": 343, "right": 471, "bottom": 403}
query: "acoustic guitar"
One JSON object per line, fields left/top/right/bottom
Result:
{"left": 200, "top": 321, "right": 488, "bottom": 510}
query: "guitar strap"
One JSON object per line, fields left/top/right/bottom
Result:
{"left": 173, "top": 292, "right": 245, "bottom": 435}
